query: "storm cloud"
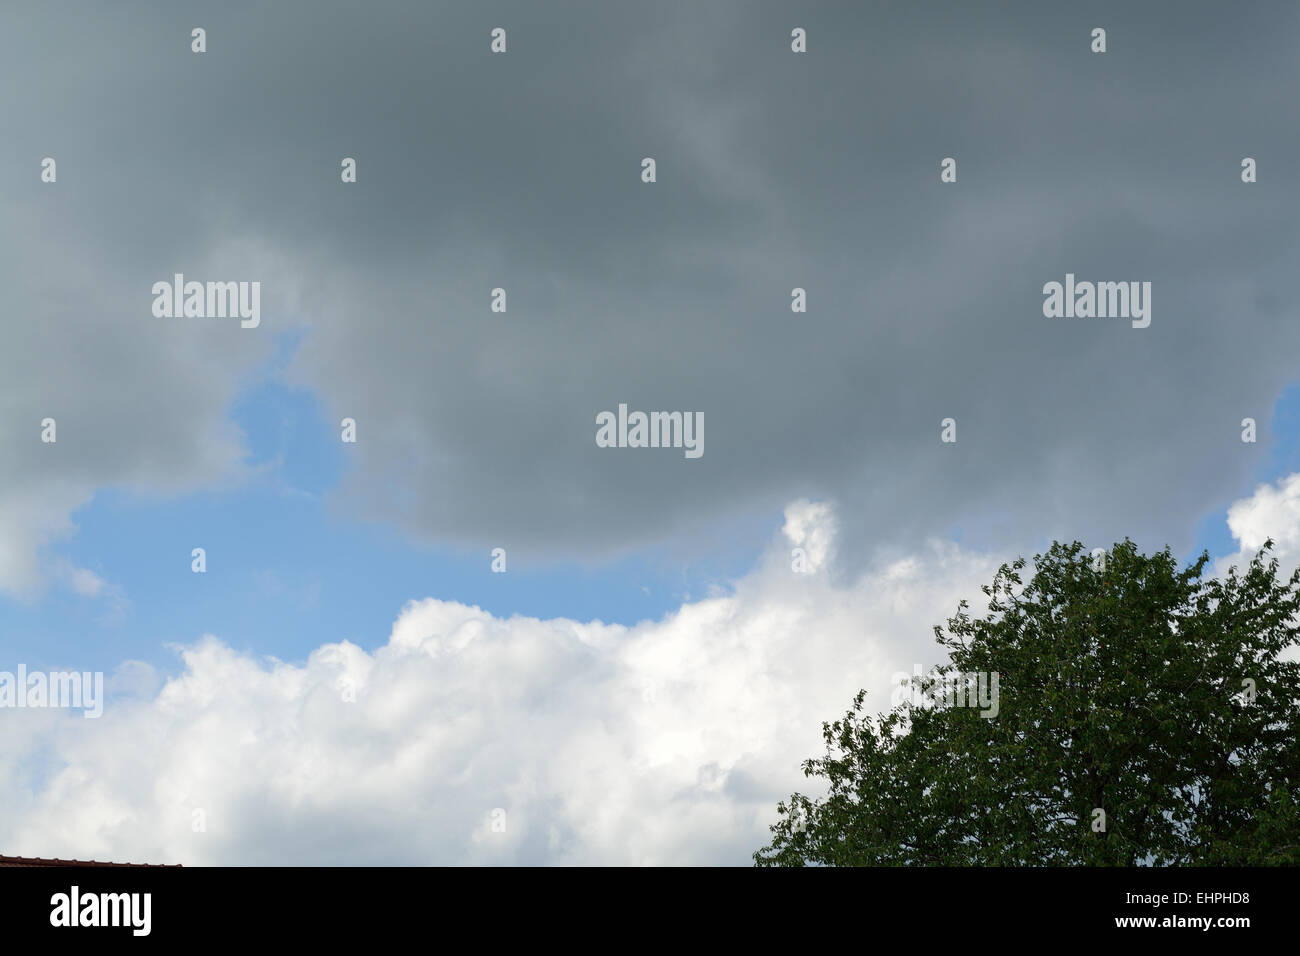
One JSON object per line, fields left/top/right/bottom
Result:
{"left": 2, "top": 0, "right": 1296, "bottom": 583}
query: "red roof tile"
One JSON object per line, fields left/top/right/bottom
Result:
{"left": 0, "top": 855, "right": 180, "bottom": 867}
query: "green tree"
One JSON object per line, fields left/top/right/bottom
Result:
{"left": 755, "top": 540, "right": 1300, "bottom": 866}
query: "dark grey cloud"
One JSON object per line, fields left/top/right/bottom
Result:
{"left": 4, "top": 0, "right": 1298, "bottom": 578}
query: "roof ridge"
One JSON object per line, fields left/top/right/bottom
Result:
{"left": 0, "top": 854, "right": 181, "bottom": 867}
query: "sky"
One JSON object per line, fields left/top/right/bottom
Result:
{"left": 2, "top": 0, "right": 1300, "bottom": 865}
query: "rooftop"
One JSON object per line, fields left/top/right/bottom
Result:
{"left": 0, "top": 855, "right": 180, "bottom": 868}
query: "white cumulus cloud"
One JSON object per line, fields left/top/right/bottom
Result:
{"left": 0, "top": 501, "right": 1000, "bottom": 865}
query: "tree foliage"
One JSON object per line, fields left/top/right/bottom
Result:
{"left": 755, "top": 540, "right": 1300, "bottom": 865}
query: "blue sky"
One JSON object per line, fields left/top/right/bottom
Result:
{"left": 0, "top": 332, "right": 783, "bottom": 677}
{"left": 2, "top": 339, "right": 1292, "bottom": 681}
{"left": 1193, "top": 382, "right": 1300, "bottom": 561}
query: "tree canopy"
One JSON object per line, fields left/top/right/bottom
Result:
{"left": 755, "top": 540, "right": 1300, "bottom": 865}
